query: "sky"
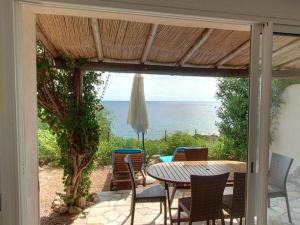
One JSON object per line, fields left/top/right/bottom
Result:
{"left": 101, "top": 72, "right": 218, "bottom": 102}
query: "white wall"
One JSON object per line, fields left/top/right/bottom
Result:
{"left": 270, "top": 84, "right": 300, "bottom": 172}
{"left": 29, "top": 0, "right": 300, "bottom": 26}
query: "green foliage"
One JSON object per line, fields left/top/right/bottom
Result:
{"left": 38, "top": 129, "right": 60, "bottom": 166}
{"left": 37, "top": 46, "right": 104, "bottom": 203}
{"left": 94, "top": 131, "right": 220, "bottom": 166}
{"left": 164, "top": 131, "right": 207, "bottom": 154}
{"left": 216, "top": 78, "right": 300, "bottom": 161}
{"left": 216, "top": 78, "right": 249, "bottom": 161}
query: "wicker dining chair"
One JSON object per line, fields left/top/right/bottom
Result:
{"left": 177, "top": 173, "right": 229, "bottom": 225}
{"left": 268, "top": 152, "right": 294, "bottom": 224}
{"left": 184, "top": 147, "right": 208, "bottom": 161}
{"left": 223, "top": 172, "right": 246, "bottom": 225}
{"left": 124, "top": 155, "right": 167, "bottom": 225}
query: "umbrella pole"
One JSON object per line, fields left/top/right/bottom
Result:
{"left": 142, "top": 132, "right": 145, "bottom": 150}
{"left": 137, "top": 133, "right": 140, "bottom": 142}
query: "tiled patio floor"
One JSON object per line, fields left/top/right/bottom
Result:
{"left": 73, "top": 183, "right": 300, "bottom": 225}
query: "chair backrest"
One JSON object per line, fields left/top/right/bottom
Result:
{"left": 124, "top": 155, "right": 136, "bottom": 197}
{"left": 173, "top": 151, "right": 185, "bottom": 161}
{"left": 231, "top": 172, "right": 246, "bottom": 218}
{"left": 184, "top": 147, "right": 208, "bottom": 161}
{"left": 112, "top": 149, "right": 144, "bottom": 174}
{"left": 190, "top": 173, "right": 229, "bottom": 222}
{"left": 269, "top": 153, "right": 293, "bottom": 191}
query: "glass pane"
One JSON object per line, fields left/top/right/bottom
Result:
{"left": 267, "top": 33, "right": 300, "bottom": 224}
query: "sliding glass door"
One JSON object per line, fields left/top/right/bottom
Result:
{"left": 250, "top": 24, "right": 300, "bottom": 225}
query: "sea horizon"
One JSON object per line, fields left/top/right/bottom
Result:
{"left": 102, "top": 101, "right": 220, "bottom": 139}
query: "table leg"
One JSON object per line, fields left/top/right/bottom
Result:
{"left": 165, "top": 182, "right": 174, "bottom": 224}
{"left": 170, "top": 185, "right": 177, "bottom": 207}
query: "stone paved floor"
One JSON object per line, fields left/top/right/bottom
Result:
{"left": 72, "top": 183, "right": 300, "bottom": 225}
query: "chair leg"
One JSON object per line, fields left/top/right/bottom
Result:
{"left": 110, "top": 181, "right": 113, "bottom": 191}
{"left": 285, "top": 194, "right": 292, "bottom": 224}
{"left": 212, "top": 219, "right": 215, "bottom": 225}
{"left": 221, "top": 218, "right": 225, "bottom": 225}
{"left": 177, "top": 205, "right": 181, "bottom": 225}
{"left": 130, "top": 201, "right": 135, "bottom": 225}
{"left": 268, "top": 198, "right": 271, "bottom": 208}
{"left": 207, "top": 220, "right": 210, "bottom": 225}
{"left": 230, "top": 218, "right": 233, "bottom": 225}
{"left": 239, "top": 217, "right": 243, "bottom": 225}
{"left": 160, "top": 201, "right": 162, "bottom": 214}
{"left": 164, "top": 200, "right": 167, "bottom": 225}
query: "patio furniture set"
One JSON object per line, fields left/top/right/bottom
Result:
{"left": 110, "top": 147, "right": 294, "bottom": 225}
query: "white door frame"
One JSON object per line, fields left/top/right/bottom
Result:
{"left": 2, "top": 0, "right": 298, "bottom": 224}
{"left": 246, "top": 23, "right": 262, "bottom": 225}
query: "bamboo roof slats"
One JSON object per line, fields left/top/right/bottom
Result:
{"left": 187, "top": 30, "right": 250, "bottom": 65}
{"left": 179, "top": 28, "right": 214, "bottom": 66}
{"left": 37, "top": 15, "right": 96, "bottom": 58}
{"left": 272, "top": 37, "right": 300, "bottom": 67}
{"left": 272, "top": 35, "right": 299, "bottom": 52}
{"left": 99, "top": 19, "right": 150, "bottom": 60}
{"left": 147, "top": 25, "right": 205, "bottom": 63}
{"left": 36, "top": 14, "right": 300, "bottom": 74}
{"left": 36, "top": 24, "right": 59, "bottom": 58}
{"left": 215, "top": 40, "right": 250, "bottom": 67}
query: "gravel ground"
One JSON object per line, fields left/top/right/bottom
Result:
{"left": 39, "top": 166, "right": 111, "bottom": 225}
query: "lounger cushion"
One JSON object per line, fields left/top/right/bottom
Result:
{"left": 176, "top": 146, "right": 205, "bottom": 152}
{"left": 159, "top": 155, "right": 173, "bottom": 163}
{"left": 113, "top": 148, "right": 144, "bottom": 154}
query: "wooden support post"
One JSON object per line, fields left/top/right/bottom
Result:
{"left": 164, "top": 130, "right": 167, "bottom": 141}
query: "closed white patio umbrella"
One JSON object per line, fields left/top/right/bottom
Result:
{"left": 128, "top": 74, "right": 148, "bottom": 150}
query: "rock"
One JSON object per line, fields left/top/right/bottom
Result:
{"left": 148, "top": 155, "right": 161, "bottom": 166}
{"left": 86, "top": 201, "right": 94, "bottom": 207}
{"left": 54, "top": 195, "right": 61, "bottom": 201}
{"left": 51, "top": 199, "right": 61, "bottom": 209}
{"left": 68, "top": 206, "right": 82, "bottom": 214}
{"left": 53, "top": 205, "right": 60, "bottom": 213}
{"left": 90, "top": 193, "right": 100, "bottom": 203}
{"left": 59, "top": 206, "right": 69, "bottom": 214}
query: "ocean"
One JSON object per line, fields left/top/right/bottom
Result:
{"left": 102, "top": 101, "right": 220, "bottom": 139}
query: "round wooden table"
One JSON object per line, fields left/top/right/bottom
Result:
{"left": 147, "top": 160, "right": 246, "bottom": 223}
{"left": 147, "top": 160, "right": 246, "bottom": 184}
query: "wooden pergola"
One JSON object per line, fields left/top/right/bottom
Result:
{"left": 36, "top": 14, "right": 300, "bottom": 78}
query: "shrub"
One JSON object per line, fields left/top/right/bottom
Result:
{"left": 38, "top": 129, "right": 60, "bottom": 166}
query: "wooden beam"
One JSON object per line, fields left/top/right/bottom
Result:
{"left": 103, "top": 58, "right": 140, "bottom": 64}
{"left": 272, "top": 69, "right": 300, "bottom": 79}
{"left": 54, "top": 60, "right": 300, "bottom": 79}
{"left": 215, "top": 40, "right": 250, "bottom": 66}
{"left": 272, "top": 38, "right": 300, "bottom": 57}
{"left": 145, "top": 61, "right": 177, "bottom": 66}
{"left": 141, "top": 24, "right": 158, "bottom": 63}
{"left": 90, "top": 18, "right": 103, "bottom": 61}
{"left": 36, "top": 24, "right": 59, "bottom": 58}
{"left": 179, "top": 28, "right": 214, "bottom": 66}
{"left": 183, "top": 63, "right": 215, "bottom": 69}
{"left": 217, "top": 65, "right": 247, "bottom": 69}
{"left": 76, "top": 61, "right": 248, "bottom": 77}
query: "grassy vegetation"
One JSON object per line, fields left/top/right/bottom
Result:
{"left": 38, "top": 126, "right": 230, "bottom": 167}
